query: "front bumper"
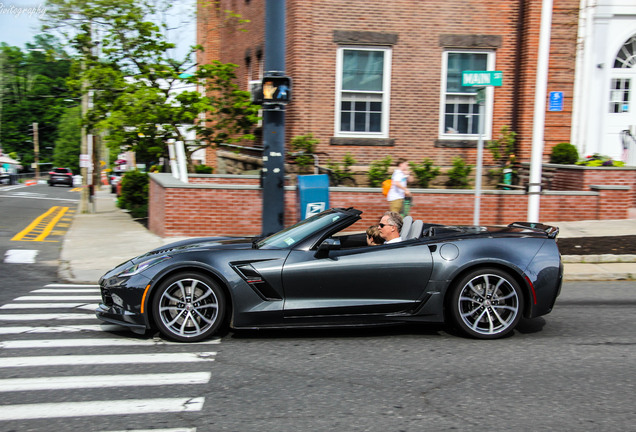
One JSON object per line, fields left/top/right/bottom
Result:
{"left": 95, "top": 303, "right": 148, "bottom": 334}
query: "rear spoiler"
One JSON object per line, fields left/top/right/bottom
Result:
{"left": 508, "top": 222, "right": 559, "bottom": 239}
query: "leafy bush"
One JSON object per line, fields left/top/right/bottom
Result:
{"left": 290, "top": 133, "right": 319, "bottom": 173}
{"left": 194, "top": 164, "right": 214, "bottom": 174}
{"left": 118, "top": 170, "right": 149, "bottom": 219}
{"left": 409, "top": 158, "right": 440, "bottom": 188}
{"left": 326, "top": 153, "right": 357, "bottom": 186}
{"left": 550, "top": 142, "right": 579, "bottom": 164}
{"left": 577, "top": 153, "right": 625, "bottom": 167}
{"left": 367, "top": 156, "right": 393, "bottom": 187}
{"left": 487, "top": 125, "right": 517, "bottom": 184}
{"left": 445, "top": 157, "right": 473, "bottom": 189}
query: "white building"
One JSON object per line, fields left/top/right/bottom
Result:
{"left": 573, "top": 0, "right": 636, "bottom": 165}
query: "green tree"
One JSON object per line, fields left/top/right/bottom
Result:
{"left": 43, "top": 0, "right": 260, "bottom": 171}
{"left": 0, "top": 35, "right": 73, "bottom": 169}
{"left": 53, "top": 105, "right": 81, "bottom": 172}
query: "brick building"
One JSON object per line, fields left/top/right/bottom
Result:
{"left": 197, "top": 0, "right": 579, "bottom": 172}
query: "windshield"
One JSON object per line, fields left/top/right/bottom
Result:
{"left": 256, "top": 210, "right": 344, "bottom": 249}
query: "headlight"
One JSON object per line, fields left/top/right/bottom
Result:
{"left": 118, "top": 255, "right": 172, "bottom": 277}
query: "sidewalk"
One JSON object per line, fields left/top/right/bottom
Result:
{"left": 58, "top": 186, "right": 636, "bottom": 284}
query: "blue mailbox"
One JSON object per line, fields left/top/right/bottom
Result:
{"left": 297, "top": 174, "right": 330, "bottom": 220}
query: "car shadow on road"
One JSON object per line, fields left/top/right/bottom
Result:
{"left": 228, "top": 323, "right": 448, "bottom": 340}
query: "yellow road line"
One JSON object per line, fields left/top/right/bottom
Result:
{"left": 11, "top": 206, "right": 70, "bottom": 242}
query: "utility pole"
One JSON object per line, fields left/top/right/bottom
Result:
{"left": 527, "top": 0, "right": 553, "bottom": 222}
{"left": 261, "top": 0, "right": 287, "bottom": 236}
{"left": 33, "top": 122, "right": 39, "bottom": 181}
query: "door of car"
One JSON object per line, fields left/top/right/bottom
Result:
{"left": 281, "top": 242, "right": 433, "bottom": 318}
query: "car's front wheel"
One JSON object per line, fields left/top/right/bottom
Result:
{"left": 152, "top": 272, "right": 226, "bottom": 342}
{"left": 450, "top": 268, "right": 523, "bottom": 339}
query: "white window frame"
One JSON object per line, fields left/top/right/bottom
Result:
{"left": 438, "top": 50, "right": 495, "bottom": 140}
{"left": 334, "top": 45, "right": 392, "bottom": 138}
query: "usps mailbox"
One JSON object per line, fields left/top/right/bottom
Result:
{"left": 297, "top": 174, "right": 329, "bottom": 220}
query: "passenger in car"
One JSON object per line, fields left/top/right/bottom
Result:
{"left": 378, "top": 211, "right": 403, "bottom": 244}
{"left": 366, "top": 225, "right": 385, "bottom": 246}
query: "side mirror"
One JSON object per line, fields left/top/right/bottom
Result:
{"left": 318, "top": 238, "right": 341, "bottom": 252}
{"left": 315, "top": 238, "right": 341, "bottom": 258}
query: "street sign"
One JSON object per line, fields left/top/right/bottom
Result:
{"left": 462, "top": 71, "right": 503, "bottom": 87}
{"left": 549, "top": 91, "right": 563, "bottom": 111}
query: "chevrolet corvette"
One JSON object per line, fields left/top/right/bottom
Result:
{"left": 96, "top": 207, "right": 562, "bottom": 341}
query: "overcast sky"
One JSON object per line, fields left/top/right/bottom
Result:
{"left": 0, "top": 0, "right": 196, "bottom": 59}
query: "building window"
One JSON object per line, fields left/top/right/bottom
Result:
{"left": 614, "top": 36, "right": 636, "bottom": 69}
{"left": 610, "top": 78, "right": 630, "bottom": 113}
{"left": 335, "top": 46, "right": 391, "bottom": 137}
{"left": 439, "top": 50, "right": 494, "bottom": 139}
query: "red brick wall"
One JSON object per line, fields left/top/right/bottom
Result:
{"left": 198, "top": 0, "right": 579, "bottom": 171}
{"left": 149, "top": 174, "right": 629, "bottom": 237}
{"left": 551, "top": 165, "right": 636, "bottom": 205}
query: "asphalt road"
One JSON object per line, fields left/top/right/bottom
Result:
{"left": 0, "top": 185, "right": 634, "bottom": 431}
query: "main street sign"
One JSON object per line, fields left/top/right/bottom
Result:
{"left": 461, "top": 71, "right": 503, "bottom": 87}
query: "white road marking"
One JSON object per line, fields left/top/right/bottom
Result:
{"left": 0, "top": 397, "right": 204, "bottom": 421}
{"left": 0, "top": 337, "right": 221, "bottom": 349}
{"left": 4, "top": 249, "right": 38, "bottom": 263}
{"left": 0, "top": 372, "right": 211, "bottom": 392}
{"left": 0, "top": 324, "right": 122, "bottom": 334}
{"left": 45, "top": 283, "right": 99, "bottom": 288}
{"left": 32, "top": 288, "right": 98, "bottom": 293}
{"left": 0, "top": 352, "right": 217, "bottom": 368}
{"left": 0, "top": 303, "right": 98, "bottom": 310}
{"left": 0, "top": 313, "right": 96, "bottom": 321}
{"left": 13, "top": 295, "right": 101, "bottom": 301}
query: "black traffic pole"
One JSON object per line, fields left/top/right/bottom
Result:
{"left": 261, "top": 0, "right": 287, "bottom": 236}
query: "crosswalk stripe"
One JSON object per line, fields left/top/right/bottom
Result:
{"left": 45, "top": 283, "right": 99, "bottom": 288}
{"left": 0, "top": 324, "right": 122, "bottom": 334}
{"left": 0, "top": 372, "right": 211, "bottom": 392}
{"left": 0, "top": 397, "right": 205, "bottom": 421}
{"left": 13, "top": 295, "right": 102, "bottom": 301}
{"left": 0, "top": 303, "right": 98, "bottom": 310}
{"left": 4, "top": 249, "right": 38, "bottom": 263}
{"left": 0, "top": 352, "right": 217, "bottom": 368}
{"left": 0, "top": 337, "right": 221, "bottom": 349}
{"left": 32, "top": 288, "right": 98, "bottom": 293}
{"left": 0, "top": 313, "right": 96, "bottom": 321}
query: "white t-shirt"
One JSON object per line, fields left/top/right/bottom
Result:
{"left": 387, "top": 168, "right": 408, "bottom": 202}
{"left": 385, "top": 237, "right": 402, "bottom": 244}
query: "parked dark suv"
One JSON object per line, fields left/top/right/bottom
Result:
{"left": 48, "top": 167, "right": 74, "bottom": 187}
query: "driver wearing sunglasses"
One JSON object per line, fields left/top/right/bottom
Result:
{"left": 378, "top": 211, "right": 403, "bottom": 244}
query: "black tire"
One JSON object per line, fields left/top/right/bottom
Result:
{"left": 450, "top": 268, "right": 524, "bottom": 339}
{"left": 151, "top": 272, "right": 226, "bottom": 342}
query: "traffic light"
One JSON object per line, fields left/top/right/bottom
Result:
{"left": 260, "top": 76, "right": 292, "bottom": 104}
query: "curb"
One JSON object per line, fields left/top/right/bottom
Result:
{"left": 562, "top": 254, "right": 636, "bottom": 263}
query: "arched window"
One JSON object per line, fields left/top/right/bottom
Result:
{"left": 614, "top": 35, "right": 636, "bottom": 69}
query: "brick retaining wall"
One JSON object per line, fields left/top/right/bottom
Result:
{"left": 149, "top": 173, "right": 632, "bottom": 237}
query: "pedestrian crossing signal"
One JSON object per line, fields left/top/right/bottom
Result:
{"left": 261, "top": 76, "right": 292, "bottom": 104}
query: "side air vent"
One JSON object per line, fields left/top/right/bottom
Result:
{"left": 233, "top": 264, "right": 282, "bottom": 301}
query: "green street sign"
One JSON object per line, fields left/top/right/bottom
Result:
{"left": 462, "top": 71, "right": 503, "bottom": 87}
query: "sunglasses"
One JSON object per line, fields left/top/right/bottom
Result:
{"left": 378, "top": 223, "right": 393, "bottom": 228}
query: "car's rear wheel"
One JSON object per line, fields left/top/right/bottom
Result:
{"left": 450, "top": 268, "right": 523, "bottom": 339}
{"left": 152, "top": 272, "right": 226, "bottom": 342}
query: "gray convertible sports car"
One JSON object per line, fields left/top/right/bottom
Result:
{"left": 96, "top": 207, "right": 562, "bottom": 341}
